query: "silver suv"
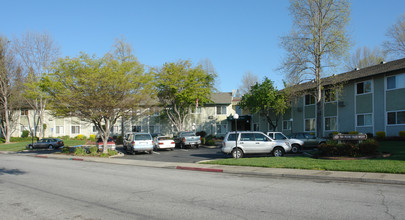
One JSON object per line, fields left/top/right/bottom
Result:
{"left": 221, "top": 131, "right": 291, "bottom": 158}
{"left": 123, "top": 132, "right": 154, "bottom": 155}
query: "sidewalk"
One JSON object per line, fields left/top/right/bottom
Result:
{"left": 6, "top": 151, "right": 404, "bottom": 185}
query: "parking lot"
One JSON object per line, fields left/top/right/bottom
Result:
{"left": 116, "top": 145, "right": 229, "bottom": 163}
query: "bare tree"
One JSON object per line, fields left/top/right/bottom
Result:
{"left": 0, "top": 36, "right": 23, "bottom": 143}
{"left": 383, "top": 13, "right": 405, "bottom": 58}
{"left": 12, "top": 31, "right": 60, "bottom": 138}
{"left": 345, "top": 46, "right": 386, "bottom": 71}
{"left": 238, "top": 71, "right": 258, "bottom": 95}
{"left": 198, "top": 58, "right": 219, "bottom": 91}
{"left": 280, "top": 0, "right": 350, "bottom": 138}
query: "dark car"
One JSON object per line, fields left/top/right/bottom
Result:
{"left": 27, "top": 138, "right": 64, "bottom": 150}
{"left": 289, "top": 133, "right": 327, "bottom": 148}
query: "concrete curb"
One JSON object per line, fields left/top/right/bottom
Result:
{"left": 3, "top": 151, "right": 405, "bottom": 185}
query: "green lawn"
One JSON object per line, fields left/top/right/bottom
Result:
{"left": 0, "top": 140, "right": 87, "bottom": 152}
{"left": 202, "top": 141, "right": 405, "bottom": 174}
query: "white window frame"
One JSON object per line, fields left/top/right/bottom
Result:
{"left": 56, "top": 126, "right": 64, "bottom": 135}
{"left": 356, "top": 80, "right": 372, "bottom": 95}
{"left": 283, "top": 120, "right": 291, "bottom": 130}
{"left": 387, "top": 110, "right": 405, "bottom": 125}
{"left": 356, "top": 113, "right": 373, "bottom": 127}
{"left": 324, "top": 116, "right": 337, "bottom": 131}
{"left": 386, "top": 73, "right": 405, "bottom": 90}
{"left": 305, "top": 118, "right": 315, "bottom": 131}
{"left": 304, "top": 94, "right": 315, "bottom": 106}
{"left": 71, "top": 126, "right": 80, "bottom": 134}
{"left": 216, "top": 106, "right": 227, "bottom": 115}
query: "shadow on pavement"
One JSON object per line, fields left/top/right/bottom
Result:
{"left": 0, "top": 168, "right": 26, "bottom": 175}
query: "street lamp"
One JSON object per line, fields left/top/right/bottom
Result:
{"left": 234, "top": 113, "right": 239, "bottom": 159}
{"left": 31, "top": 128, "right": 34, "bottom": 147}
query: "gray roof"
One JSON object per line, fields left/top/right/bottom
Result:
{"left": 288, "top": 58, "right": 405, "bottom": 92}
{"left": 210, "top": 92, "right": 233, "bottom": 104}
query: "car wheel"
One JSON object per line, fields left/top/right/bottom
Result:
{"left": 48, "top": 145, "right": 54, "bottom": 150}
{"left": 149, "top": 150, "right": 153, "bottom": 154}
{"left": 291, "top": 144, "right": 300, "bottom": 154}
{"left": 272, "top": 147, "right": 285, "bottom": 157}
{"left": 232, "top": 148, "right": 243, "bottom": 159}
{"left": 28, "top": 145, "right": 33, "bottom": 150}
{"left": 196, "top": 145, "right": 199, "bottom": 149}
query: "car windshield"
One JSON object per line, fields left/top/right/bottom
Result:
{"left": 275, "top": 133, "right": 287, "bottom": 140}
{"left": 135, "top": 134, "right": 152, "bottom": 140}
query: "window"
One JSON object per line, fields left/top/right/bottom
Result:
{"left": 324, "top": 89, "right": 336, "bottom": 102}
{"left": 240, "top": 133, "right": 254, "bottom": 141}
{"left": 149, "top": 125, "right": 160, "bottom": 133}
{"left": 216, "top": 124, "right": 227, "bottom": 134}
{"left": 325, "top": 117, "right": 337, "bottom": 131}
{"left": 305, "top": 118, "right": 315, "bottom": 131}
{"left": 21, "top": 109, "right": 28, "bottom": 116}
{"left": 111, "top": 126, "right": 119, "bottom": 134}
{"left": 387, "top": 111, "right": 405, "bottom": 125}
{"left": 216, "top": 106, "right": 227, "bottom": 115}
{"left": 305, "top": 95, "right": 315, "bottom": 105}
{"left": 56, "top": 126, "right": 64, "bottom": 135}
{"left": 227, "top": 133, "right": 237, "bottom": 141}
{"left": 92, "top": 126, "right": 98, "bottom": 133}
{"left": 356, "top": 81, "right": 372, "bottom": 94}
{"left": 71, "top": 126, "right": 80, "bottom": 134}
{"left": 254, "top": 133, "right": 268, "bottom": 141}
{"left": 132, "top": 126, "right": 141, "bottom": 132}
{"left": 253, "top": 124, "right": 259, "bottom": 131}
{"left": 283, "top": 120, "right": 291, "bottom": 130}
{"left": 387, "top": 73, "right": 405, "bottom": 90}
{"left": 357, "top": 114, "right": 372, "bottom": 126}
{"left": 274, "top": 133, "right": 287, "bottom": 140}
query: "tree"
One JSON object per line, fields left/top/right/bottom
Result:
{"left": 345, "top": 46, "right": 386, "bottom": 71}
{"left": 46, "top": 53, "right": 150, "bottom": 153}
{"left": 0, "top": 36, "right": 23, "bottom": 143}
{"left": 238, "top": 71, "right": 258, "bottom": 95}
{"left": 383, "top": 13, "right": 405, "bottom": 58}
{"left": 12, "top": 31, "right": 60, "bottom": 138}
{"left": 239, "top": 77, "right": 288, "bottom": 131}
{"left": 154, "top": 60, "right": 216, "bottom": 132}
{"left": 280, "top": 0, "right": 350, "bottom": 138}
{"left": 198, "top": 58, "right": 219, "bottom": 91}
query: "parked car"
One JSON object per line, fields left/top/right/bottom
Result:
{"left": 97, "top": 137, "right": 116, "bottom": 151}
{"left": 221, "top": 131, "right": 291, "bottom": 158}
{"left": 153, "top": 136, "right": 175, "bottom": 151}
{"left": 27, "top": 138, "right": 64, "bottom": 150}
{"left": 123, "top": 132, "right": 154, "bottom": 154}
{"left": 174, "top": 131, "right": 201, "bottom": 149}
{"left": 267, "top": 132, "right": 304, "bottom": 153}
{"left": 289, "top": 132, "right": 327, "bottom": 148}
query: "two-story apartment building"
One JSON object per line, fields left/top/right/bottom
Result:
{"left": 247, "top": 58, "right": 405, "bottom": 137}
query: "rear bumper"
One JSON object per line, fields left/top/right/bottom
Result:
{"left": 133, "top": 145, "right": 154, "bottom": 152}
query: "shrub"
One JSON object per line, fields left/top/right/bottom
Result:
{"left": 357, "top": 139, "right": 379, "bottom": 156}
{"left": 206, "top": 139, "right": 216, "bottom": 146}
{"left": 348, "top": 131, "right": 359, "bottom": 134}
{"left": 100, "top": 153, "right": 109, "bottom": 158}
{"left": 376, "top": 131, "right": 386, "bottom": 139}
{"left": 366, "top": 133, "right": 374, "bottom": 139}
{"left": 89, "top": 134, "right": 96, "bottom": 141}
{"left": 206, "top": 135, "right": 213, "bottom": 141}
{"left": 21, "top": 130, "right": 29, "bottom": 138}
{"left": 74, "top": 147, "right": 87, "bottom": 156}
{"left": 76, "top": 134, "right": 84, "bottom": 140}
{"left": 89, "top": 146, "right": 98, "bottom": 156}
{"left": 196, "top": 131, "right": 207, "bottom": 138}
{"left": 399, "top": 131, "right": 405, "bottom": 138}
{"left": 318, "top": 139, "right": 379, "bottom": 157}
{"left": 201, "top": 137, "right": 206, "bottom": 145}
{"left": 62, "top": 146, "right": 70, "bottom": 154}
{"left": 108, "top": 149, "right": 118, "bottom": 156}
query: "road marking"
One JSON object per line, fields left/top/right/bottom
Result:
{"left": 153, "top": 151, "right": 160, "bottom": 155}
{"left": 180, "top": 149, "right": 189, "bottom": 151}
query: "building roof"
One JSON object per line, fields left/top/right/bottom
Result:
{"left": 288, "top": 57, "right": 405, "bottom": 92}
{"left": 210, "top": 92, "right": 233, "bottom": 104}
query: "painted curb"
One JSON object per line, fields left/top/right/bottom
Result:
{"left": 35, "top": 155, "right": 48, "bottom": 158}
{"left": 70, "top": 158, "right": 84, "bottom": 161}
{"left": 176, "top": 166, "right": 223, "bottom": 173}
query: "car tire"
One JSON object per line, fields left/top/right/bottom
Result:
{"left": 272, "top": 147, "right": 285, "bottom": 157}
{"left": 28, "top": 144, "right": 33, "bottom": 150}
{"left": 149, "top": 150, "right": 153, "bottom": 154}
{"left": 232, "top": 148, "right": 243, "bottom": 159}
{"left": 291, "top": 144, "right": 300, "bottom": 154}
{"left": 48, "top": 145, "right": 54, "bottom": 150}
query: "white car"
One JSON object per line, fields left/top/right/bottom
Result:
{"left": 123, "top": 132, "right": 154, "bottom": 154}
{"left": 267, "top": 132, "right": 304, "bottom": 154}
{"left": 222, "top": 131, "right": 291, "bottom": 158}
{"left": 153, "top": 136, "right": 175, "bottom": 151}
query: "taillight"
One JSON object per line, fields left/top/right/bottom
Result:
{"left": 171, "top": 142, "right": 175, "bottom": 144}
{"left": 159, "top": 142, "right": 164, "bottom": 145}
{"left": 200, "top": 137, "right": 202, "bottom": 141}
{"left": 183, "top": 137, "right": 185, "bottom": 142}
{"left": 132, "top": 141, "right": 135, "bottom": 145}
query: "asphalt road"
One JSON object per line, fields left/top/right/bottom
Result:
{"left": 1, "top": 154, "right": 405, "bottom": 220}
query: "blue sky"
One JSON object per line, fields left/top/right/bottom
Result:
{"left": 2, "top": 0, "right": 405, "bottom": 92}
